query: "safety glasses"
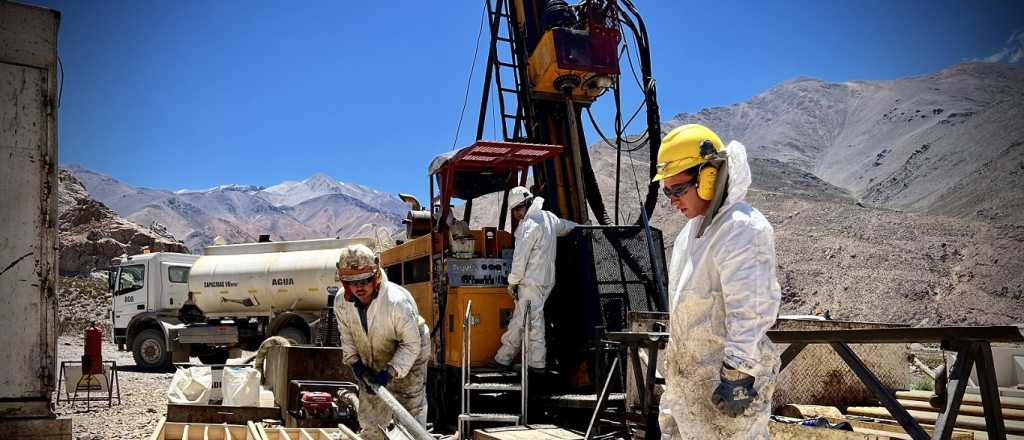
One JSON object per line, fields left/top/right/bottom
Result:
{"left": 662, "top": 181, "right": 696, "bottom": 199}
{"left": 342, "top": 277, "right": 374, "bottom": 287}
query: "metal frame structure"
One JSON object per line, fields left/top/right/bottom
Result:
{"left": 601, "top": 331, "right": 667, "bottom": 440}
{"left": 458, "top": 300, "right": 532, "bottom": 439}
{"left": 769, "top": 325, "right": 1024, "bottom": 440}
{"left": 55, "top": 360, "right": 121, "bottom": 409}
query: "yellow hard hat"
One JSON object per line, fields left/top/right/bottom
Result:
{"left": 651, "top": 124, "right": 724, "bottom": 182}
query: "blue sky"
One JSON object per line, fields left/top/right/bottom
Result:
{"left": 42, "top": 0, "right": 1022, "bottom": 200}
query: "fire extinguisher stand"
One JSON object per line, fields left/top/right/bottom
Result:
{"left": 56, "top": 322, "right": 121, "bottom": 409}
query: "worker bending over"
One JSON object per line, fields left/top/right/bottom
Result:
{"left": 334, "top": 244, "right": 430, "bottom": 440}
{"left": 653, "top": 124, "right": 781, "bottom": 439}
{"left": 490, "top": 186, "right": 577, "bottom": 372}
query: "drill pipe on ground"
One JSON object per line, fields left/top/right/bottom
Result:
{"left": 364, "top": 381, "right": 433, "bottom": 440}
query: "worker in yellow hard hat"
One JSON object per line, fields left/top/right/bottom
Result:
{"left": 334, "top": 244, "right": 430, "bottom": 440}
{"left": 653, "top": 124, "right": 782, "bottom": 439}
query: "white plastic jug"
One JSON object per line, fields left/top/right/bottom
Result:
{"left": 221, "top": 366, "right": 261, "bottom": 407}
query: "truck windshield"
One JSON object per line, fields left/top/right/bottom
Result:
{"left": 116, "top": 264, "right": 145, "bottom": 295}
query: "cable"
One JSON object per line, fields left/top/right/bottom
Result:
{"left": 56, "top": 55, "right": 64, "bottom": 109}
{"left": 452, "top": 4, "right": 488, "bottom": 150}
{"left": 618, "top": 27, "right": 645, "bottom": 91}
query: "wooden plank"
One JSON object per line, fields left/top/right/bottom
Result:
{"left": 166, "top": 403, "right": 282, "bottom": 425}
{"left": 769, "top": 421, "right": 885, "bottom": 439}
{"left": 338, "top": 423, "right": 363, "bottom": 440}
{"left": 898, "top": 398, "right": 1024, "bottom": 421}
{"left": 969, "top": 430, "right": 1024, "bottom": 440}
{"left": 897, "top": 390, "right": 1024, "bottom": 410}
{"left": 847, "top": 406, "right": 1024, "bottom": 434}
{"left": 828, "top": 417, "right": 972, "bottom": 440}
{"left": 473, "top": 424, "right": 584, "bottom": 440}
{"left": 768, "top": 326, "right": 1024, "bottom": 344}
{"left": 777, "top": 404, "right": 844, "bottom": 419}
{"left": 150, "top": 417, "right": 167, "bottom": 440}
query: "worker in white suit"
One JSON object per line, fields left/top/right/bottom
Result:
{"left": 334, "top": 244, "right": 430, "bottom": 440}
{"left": 653, "top": 124, "right": 781, "bottom": 439}
{"left": 490, "top": 186, "right": 577, "bottom": 371}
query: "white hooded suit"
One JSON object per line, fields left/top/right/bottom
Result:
{"left": 659, "top": 141, "right": 782, "bottom": 440}
{"left": 494, "top": 196, "right": 577, "bottom": 369}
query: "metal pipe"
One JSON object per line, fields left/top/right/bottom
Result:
{"left": 365, "top": 383, "right": 433, "bottom": 440}
{"left": 585, "top": 357, "right": 620, "bottom": 440}
{"left": 521, "top": 300, "right": 531, "bottom": 424}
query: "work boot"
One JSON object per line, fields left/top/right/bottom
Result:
{"left": 485, "top": 359, "right": 513, "bottom": 371}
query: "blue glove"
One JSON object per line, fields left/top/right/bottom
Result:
{"left": 710, "top": 366, "right": 757, "bottom": 417}
{"left": 351, "top": 359, "right": 371, "bottom": 382}
{"left": 370, "top": 368, "right": 392, "bottom": 387}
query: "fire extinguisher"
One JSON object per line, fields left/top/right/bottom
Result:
{"left": 84, "top": 322, "right": 104, "bottom": 375}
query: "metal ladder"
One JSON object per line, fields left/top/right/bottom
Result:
{"left": 457, "top": 299, "right": 531, "bottom": 439}
{"left": 477, "top": 0, "right": 534, "bottom": 143}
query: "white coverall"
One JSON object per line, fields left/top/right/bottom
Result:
{"left": 658, "top": 141, "right": 782, "bottom": 440}
{"left": 335, "top": 271, "right": 431, "bottom": 440}
{"left": 494, "top": 196, "right": 577, "bottom": 369}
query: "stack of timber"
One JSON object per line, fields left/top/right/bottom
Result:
{"left": 769, "top": 418, "right": 972, "bottom": 440}
{"left": 472, "top": 424, "right": 584, "bottom": 440}
{"left": 772, "top": 406, "right": 973, "bottom": 439}
{"left": 845, "top": 390, "right": 1024, "bottom": 439}
{"left": 149, "top": 418, "right": 251, "bottom": 440}
{"left": 150, "top": 418, "right": 361, "bottom": 440}
{"left": 251, "top": 424, "right": 360, "bottom": 440}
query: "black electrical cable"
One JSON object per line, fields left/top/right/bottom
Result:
{"left": 618, "top": 25, "right": 645, "bottom": 91}
{"left": 56, "top": 55, "right": 64, "bottom": 109}
{"left": 451, "top": 4, "right": 487, "bottom": 150}
{"left": 616, "top": 0, "right": 662, "bottom": 224}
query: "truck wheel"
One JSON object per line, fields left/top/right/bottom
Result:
{"left": 276, "top": 326, "right": 308, "bottom": 345}
{"left": 132, "top": 328, "right": 171, "bottom": 371}
{"left": 197, "top": 349, "right": 230, "bottom": 365}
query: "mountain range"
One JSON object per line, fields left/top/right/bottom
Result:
{"left": 61, "top": 62, "right": 1024, "bottom": 324}
{"left": 65, "top": 166, "right": 407, "bottom": 252}
{"left": 663, "top": 62, "right": 1024, "bottom": 224}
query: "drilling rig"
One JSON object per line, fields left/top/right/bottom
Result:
{"left": 381, "top": 0, "right": 668, "bottom": 434}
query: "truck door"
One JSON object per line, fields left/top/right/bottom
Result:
{"left": 112, "top": 264, "right": 147, "bottom": 329}
{"left": 162, "top": 263, "right": 190, "bottom": 310}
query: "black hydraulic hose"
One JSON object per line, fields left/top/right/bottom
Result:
{"left": 580, "top": 139, "right": 612, "bottom": 225}
{"left": 617, "top": 0, "right": 662, "bottom": 224}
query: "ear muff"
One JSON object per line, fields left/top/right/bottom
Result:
{"left": 695, "top": 139, "right": 721, "bottom": 201}
{"left": 696, "top": 164, "right": 718, "bottom": 201}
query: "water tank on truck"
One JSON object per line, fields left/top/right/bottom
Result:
{"left": 188, "top": 238, "right": 374, "bottom": 317}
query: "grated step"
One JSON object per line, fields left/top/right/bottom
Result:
{"left": 464, "top": 382, "right": 522, "bottom": 391}
{"left": 458, "top": 413, "right": 520, "bottom": 423}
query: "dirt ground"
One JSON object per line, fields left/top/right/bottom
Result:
{"left": 53, "top": 336, "right": 171, "bottom": 440}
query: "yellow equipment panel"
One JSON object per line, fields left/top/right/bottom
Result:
{"left": 445, "top": 287, "right": 515, "bottom": 367}
{"left": 406, "top": 281, "right": 433, "bottom": 332}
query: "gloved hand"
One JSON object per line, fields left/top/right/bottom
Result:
{"left": 710, "top": 365, "right": 757, "bottom": 417}
{"left": 351, "top": 359, "right": 372, "bottom": 383}
{"left": 507, "top": 283, "right": 519, "bottom": 300}
{"left": 370, "top": 367, "right": 392, "bottom": 387}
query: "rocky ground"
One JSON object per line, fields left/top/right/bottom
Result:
{"left": 59, "top": 275, "right": 112, "bottom": 336}
{"left": 53, "top": 335, "right": 171, "bottom": 440}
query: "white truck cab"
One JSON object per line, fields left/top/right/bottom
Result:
{"left": 110, "top": 252, "right": 198, "bottom": 341}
